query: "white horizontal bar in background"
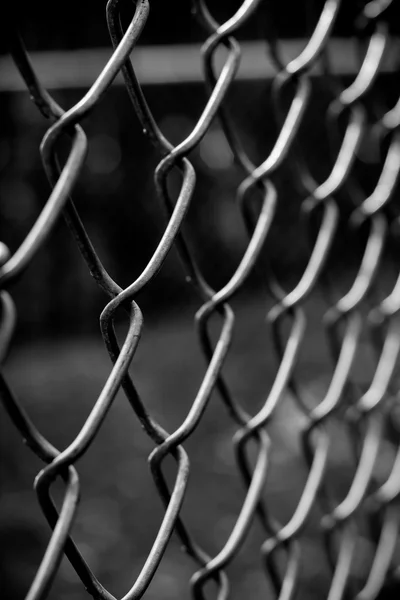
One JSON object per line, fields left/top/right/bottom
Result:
{"left": 0, "top": 38, "right": 399, "bottom": 91}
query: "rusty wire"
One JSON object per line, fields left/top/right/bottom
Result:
{"left": 2, "top": 0, "right": 400, "bottom": 599}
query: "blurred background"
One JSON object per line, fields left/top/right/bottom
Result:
{"left": 1, "top": 1, "right": 400, "bottom": 599}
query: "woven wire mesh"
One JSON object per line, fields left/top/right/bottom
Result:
{"left": 2, "top": 0, "right": 400, "bottom": 599}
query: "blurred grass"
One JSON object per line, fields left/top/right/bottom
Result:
{"left": 0, "top": 292, "right": 377, "bottom": 600}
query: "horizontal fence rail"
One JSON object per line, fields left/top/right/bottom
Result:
{"left": 1, "top": 38, "right": 400, "bottom": 90}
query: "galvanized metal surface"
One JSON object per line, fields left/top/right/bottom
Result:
{"left": 2, "top": 1, "right": 400, "bottom": 599}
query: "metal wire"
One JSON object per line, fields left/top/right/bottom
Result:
{"left": 2, "top": 1, "right": 400, "bottom": 599}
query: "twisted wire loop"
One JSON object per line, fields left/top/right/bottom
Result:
{"left": 2, "top": 0, "right": 400, "bottom": 599}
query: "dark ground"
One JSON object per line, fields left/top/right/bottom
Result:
{"left": 0, "top": 291, "right": 382, "bottom": 600}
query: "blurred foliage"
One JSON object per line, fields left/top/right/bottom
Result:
{"left": 0, "top": 76, "right": 397, "bottom": 338}
{"left": 4, "top": 1, "right": 394, "bottom": 53}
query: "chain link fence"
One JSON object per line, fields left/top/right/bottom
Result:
{"left": 2, "top": 0, "right": 400, "bottom": 598}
